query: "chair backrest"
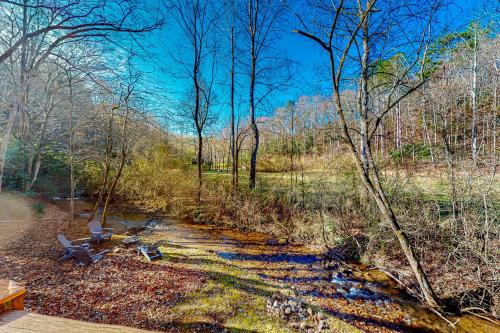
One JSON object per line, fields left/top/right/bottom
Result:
{"left": 73, "top": 248, "right": 92, "bottom": 266}
{"left": 57, "top": 234, "right": 72, "bottom": 248}
{"left": 152, "top": 240, "right": 167, "bottom": 249}
{"left": 88, "top": 220, "right": 102, "bottom": 233}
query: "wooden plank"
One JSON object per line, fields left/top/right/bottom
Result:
{"left": 0, "top": 280, "right": 26, "bottom": 313}
{"left": 0, "top": 311, "right": 158, "bottom": 333}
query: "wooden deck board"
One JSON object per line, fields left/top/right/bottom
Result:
{"left": 0, "top": 310, "right": 158, "bottom": 333}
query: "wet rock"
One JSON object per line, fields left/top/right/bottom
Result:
{"left": 265, "top": 294, "right": 332, "bottom": 331}
{"left": 346, "top": 287, "right": 374, "bottom": 299}
{"left": 331, "top": 272, "right": 347, "bottom": 285}
{"left": 336, "top": 287, "right": 348, "bottom": 295}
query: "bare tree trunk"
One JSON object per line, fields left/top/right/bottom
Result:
{"left": 25, "top": 93, "right": 55, "bottom": 191}
{"left": 68, "top": 73, "right": 75, "bottom": 227}
{"left": 102, "top": 89, "right": 131, "bottom": 227}
{"left": 230, "top": 25, "right": 236, "bottom": 192}
{"left": 101, "top": 156, "right": 125, "bottom": 228}
{"left": 471, "top": 26, "right": 479, "bottom": 165}
{"left": 295, "top": 0, "right": 440, "bottom": 307}
{"left": 197, "top": 131, "right": 203, "bottom": 203}
{"left": 89, "top": 105, "right": 116, "bottom": 223}
{"left": 422, "top": 109, "right": 436, "bottom": 168}
{"left": 248, "top": 0, "right": 259, "bottom": 189}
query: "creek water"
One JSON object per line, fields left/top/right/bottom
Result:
{"left": 59, "top": 200, "right": 498, "bottom": 333}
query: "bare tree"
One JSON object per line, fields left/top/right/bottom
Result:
{"left": 224, "top": 0, "right": 238, "bottom": 192}
{"left": 169, "top": 0, "right": 219, "bottom": 203}
{"left": 101, "top": 81, "right": 135, "bottom": 227}
{"left": 294, "top": 0, "right": 446, "bottom": 308}
{"left": 0, "top": 0, "right": 162, "bottom": 191}
{"left": 238, "top": 0, "right": 289, "bottom": 189}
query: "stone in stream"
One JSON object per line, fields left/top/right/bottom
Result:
{"left": 336, "top": 287, "right": 348, "bottom": 295}
{"left": 346, "top": 287, "right": 374, "bottom": 299}
{"left": 331, "top": 271, "right": 348, "bottom": 285}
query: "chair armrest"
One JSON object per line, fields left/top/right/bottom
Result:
{"left": 96, "top": 249, "right": 110, "bottom": 256}
{"left": 66, "top": 245, "right": 86, "bottom": 250}
{"left": 73, "top": 237, "right": 91, "bottom": 244}
{"left": 102, "top": 228, "right": 114, "bottom": 232}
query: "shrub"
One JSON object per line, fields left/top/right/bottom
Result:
{"left": 33, "top": 201, "right": 45, "bottom": 215}
{"left": 390, "top": 143, "right": 432, "bottom": 161}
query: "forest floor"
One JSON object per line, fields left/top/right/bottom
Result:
{"left": 0, "top": 193, "right": 498, "bottom": 333}
{"left": 0, "top": 195, "right": 294, "bottom": 332}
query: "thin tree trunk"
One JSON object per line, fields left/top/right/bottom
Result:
{"left": 248, "top": 0, "right": 259, "bottom": 189}
{"left": 102, "top": 92, "right": 131, "bottom": 227}
{"left": 68, "top": 73, "right": 75, "bottom": 227}
{"left": 90, "top": 105, "right": 116, "bottom": 223}
{"left": 230, "top": 25, "right": 236, "bottom": 192}
{"left": 471, "top": 27, "right": 479, "bottom": 165}
{"left": 197, "top": 131, "right": 203, "bottom": 203}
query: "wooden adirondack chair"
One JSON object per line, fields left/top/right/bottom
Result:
{"left": 57, "top": 234, "right": 90, "bottom": 260}
{"left": 87, "top": 220, "right": 113, "bottom": 244}
{"left": 137, "top": 240, "right": 166, "bottom": 261}
{"left": 73, "top": 248, "right": 110, "bottom": 267}
{"left": 122, "top": 235, "right": 141, "bottom": 246}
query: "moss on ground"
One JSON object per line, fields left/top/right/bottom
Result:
{"left": 157, "top": 243, "right": 292, "bottom": 332}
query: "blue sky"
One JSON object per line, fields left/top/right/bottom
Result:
{"left": 120, "top": 0, "right": 496, "bottom": 131}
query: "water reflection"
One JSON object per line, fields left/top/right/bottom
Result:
{"left": 217, "top": 252, "right": 321, "bottom": 265}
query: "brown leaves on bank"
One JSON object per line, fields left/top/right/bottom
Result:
{"left": 0, "top": 203, "right": 206, "bottom": 332}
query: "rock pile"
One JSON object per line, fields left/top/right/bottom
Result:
{"left": 266, "top": 294, "right": 330, "bottom": 332}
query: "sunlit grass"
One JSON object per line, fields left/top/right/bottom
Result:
{"left": 157, "top": 243, "right": 292, "bottom": 333}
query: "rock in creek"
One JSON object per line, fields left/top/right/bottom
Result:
{"left": 266, "top": 293, "right": 330, "bottom": 332}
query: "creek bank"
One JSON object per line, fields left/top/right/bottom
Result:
{"left": 48, "top": 198, "right": 499, "bottom": 332}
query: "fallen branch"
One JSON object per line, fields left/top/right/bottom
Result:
{"left": 463, "top": 309, "right": 500, "bottom": 325}
{"left": 429, "top": 307, "right": 458, "bottom": 329}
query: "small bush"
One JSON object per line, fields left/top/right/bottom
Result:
{"left": 390, "top": 143, "right": 432, "bottom": 161}
{"left": 33, "top": 201, "right": 45, "bottom": 215}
